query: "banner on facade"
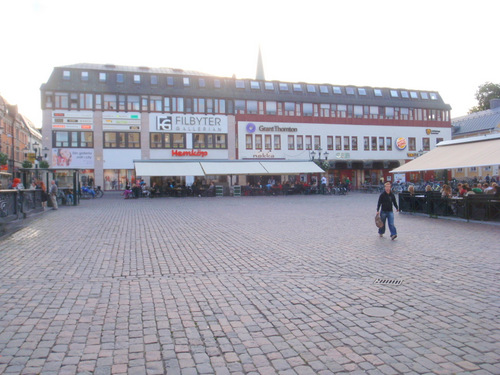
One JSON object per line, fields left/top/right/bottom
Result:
{"left": 52, "top": 148, "right": 94, "bottom": 168}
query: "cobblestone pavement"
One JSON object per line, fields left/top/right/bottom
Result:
{"left": 0, "top": 192, "right": 498, "bottom": 375}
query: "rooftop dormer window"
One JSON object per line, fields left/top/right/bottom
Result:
{"left": 333, "top": 86, "right": 342, "bottom": 94}
{"left": 319, "top": 85, "right": 329, "bottom": 94}
{"left": 250, "top": 81, "right": 260, "bottom": 89}
{"left": 307, "top": 84, "right": 316, "bottom": 93}
{"left": 374, "top": 89, "right": 382, "bottom": 97}
{"left": 293, "top": 83, "right": 302, "bottom": 92}
{"left": 81, "top": 72, "right": 88, "bottom": 81}
{"left": 358, "top": 88, "right": 366, "bottom": 95}
{"left": 390, "top": 90, "right": 399, "bottom": 98}
{"left": 117, "top": 73, "right": 124, "bottom": 83}
{"left": 346, "top": 87, "right": 355, "bottom": 95}
{"left": 183, "top": 77, "right": 190, "bottom": 86}
{"left": 63, "top": 71, "right": 71, "bottom": 80}
{"left": 134, "top": 74, "right": 141, "bottom": 84}
{"left": 99, "top": 72, "right": 106, "bottom": 82}
{"left": 265, "top": 82, "right": 274, "bottom": 90}
{"left": 279, "top": 83, "right": 289, "bottom": 91}
{"left": 235, "top": 80, "right": 245, "bottom": 89}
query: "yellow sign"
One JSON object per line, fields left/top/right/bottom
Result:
{"left": 27, "top": 152, "right": 36, "bottom": 163}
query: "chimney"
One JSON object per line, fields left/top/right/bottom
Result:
{"left": 490, "top": 98, "right": 500, "bottom": 109}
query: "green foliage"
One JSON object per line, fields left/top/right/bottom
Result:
{"left": 0, "top": 152, "right": 7, "bottom": 166}
{"left": 22, "top": 160, "right": 33, "bottom": 168}
{"left": 468, "top": 82, "right": 500, "bottom": 113}
{"left": 39, "top": 160, "right": 49, "bottom": 169}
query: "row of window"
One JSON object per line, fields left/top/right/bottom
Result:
{"left": 62, "top": 70, "right": 439, "bottom": 100}
{"left": 245, "top": 134, "right": 443, "bottom": 152}
{"left": 151, "top": 133, "right": 227, "bottom": 149}
{"left": 53, "top": 131, "right": 227, "bottom": 149}
{"left": 53, "top": 130, "right": 443, "bottom": 153}
{"left": 45, "top": 92, "right": 449, "bottom": 122}
{"left": 235, "top": 100, "right": 449, "bottom": 121}
{"left": 63, "top": 70, "right": 220, "bottom": 89}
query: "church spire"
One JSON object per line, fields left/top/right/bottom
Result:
{"left": 256, "top": 46, "right": 265, "bottom": 81}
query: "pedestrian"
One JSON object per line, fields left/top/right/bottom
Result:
{"left": 321, "top": 175, "right": 327, "bottom": 194}
{"left": 376, "top": 182, "right": 399, "bottom": 240}
{"left": 37, "top": 180, "right": 48, "bottom": 210}
{"left": 49, "top": 180, "right": 58, "bottom": 210}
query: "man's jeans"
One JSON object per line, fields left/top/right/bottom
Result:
{"left": 378, "top": 211, "right": 397, "bottom": 236}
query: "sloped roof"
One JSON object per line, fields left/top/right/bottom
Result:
{"left": 61, "top": 63, "right": 212, "bottom": 77}
{"left": 452, "top": 106, "right": 500, "bottom": 135}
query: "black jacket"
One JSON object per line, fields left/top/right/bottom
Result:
{"left": 377, "top": 191, "right": 398, "bottom": 212}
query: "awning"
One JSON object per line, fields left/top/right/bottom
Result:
{"left": 135, "top": 161, "right": 205, "bottom": 176}
{"left": 200, "top": 161, "right": 268, "bottom": 175}
{"left": 134, "top": 160, "right": 324, "bottom": 176}
{"left": 391, "top": 135, "right": 500, "bottom": 173}
{"left": 260, "top": 161, "right": 324, "bottom": 174}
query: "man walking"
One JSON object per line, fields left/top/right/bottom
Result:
{"left": 376, "top": 182, "right": 399, "bottom": 240}
{"left": 49, "top": 180, "right": 58, "bottom": 210}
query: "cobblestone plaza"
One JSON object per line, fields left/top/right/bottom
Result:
{"left": 0, "top": 193, "right": 498, "bottom": 374}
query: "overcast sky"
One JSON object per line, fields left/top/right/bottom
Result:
{"left": 1, "top": 0, "right": 498, "bottom": 128}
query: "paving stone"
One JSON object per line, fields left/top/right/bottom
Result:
{"left": 0, "top": 193, "right": 498, "bottom": 374}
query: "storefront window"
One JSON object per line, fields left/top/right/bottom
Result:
{"left": 103, "top": 169, "right": 134, "bottom": 190}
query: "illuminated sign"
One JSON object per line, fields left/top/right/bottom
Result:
{"left": 151, "top": 114, "right": 227, "bottom": 133}
{"left": 172, "top": 150, "right": 208, "bottom": 157}
{"left": 395, "top": 137, "right": 407, "bottom": 150}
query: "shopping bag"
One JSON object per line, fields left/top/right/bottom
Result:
{"left": 375, "top": 213, "right": 384, "bottom": 228}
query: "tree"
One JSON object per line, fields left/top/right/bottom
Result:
{"left": 468, "top": 82, "right": 500, "bottom": 113}
{"left": 0, "top": 152, "right": 7, "bottom": 166}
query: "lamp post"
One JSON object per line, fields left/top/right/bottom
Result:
{"left": 309, "top": 147, "right": 329, "bottom": 162}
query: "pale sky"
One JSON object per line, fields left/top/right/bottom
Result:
{"left": 1, "top": 0, "right": 498, "bottom": 128}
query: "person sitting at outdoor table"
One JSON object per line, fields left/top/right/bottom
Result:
{"left": 150, "top": 182, "right": 160, "bottom": 198}
{"left": 425, "top": 185, "right": 432, "bottom": 192}
{"left": 123, "top": 183, "right": 133, "bottom": 199}
{"left": 483, "top": 183, "right": 494, "bottom": 194}
{"left": 408, "top": 185, "right": 415, "bottom": 196}
{"left": 471, "top": 183, "right": 483, "bottom": 194}
{"left": 485, "top": 182, "right": 497, "bottom": 194}
{"left": 131, "top": 183, "right": 141, "bottom": 198}
{"left": 204, "top": 182, "right": 215, "bottom": 197}
{"left": 441, "top": 184, "right": 452, "bottom": 198}
{"left": 65, "top": 189, "right": 74, "bottom": 205}
{"left": 458, "top": 183, "right": 468, "bottom": 197}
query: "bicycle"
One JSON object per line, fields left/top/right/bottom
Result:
{"left": 80, "top": 186, "right": 96, "bottom": 199}
{"left": 94, "top": 186, "right": 104, "bottom": 198}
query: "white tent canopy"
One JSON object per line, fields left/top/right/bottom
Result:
{"left": 134, "top": 160, "right": 324, "bottom": 177}
{"left": 390, "top": 134, "right": 500, "bottom": 173}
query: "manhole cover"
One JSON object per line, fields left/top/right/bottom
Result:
{"left": 374, "top": 278, "right": 403, "bottom": 285}
{"left": 363, "top": 307, "right": 394, "bottom": 317}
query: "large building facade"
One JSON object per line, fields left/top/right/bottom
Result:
{"left": 0, "top": 95, "right": 42, "bottom": 180}
{"left": 40, "top": 63, "right": 452, "bottom": 189}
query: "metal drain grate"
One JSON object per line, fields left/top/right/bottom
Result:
{"left": 374, "top": 278, "right": 403, "bottom": 286}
